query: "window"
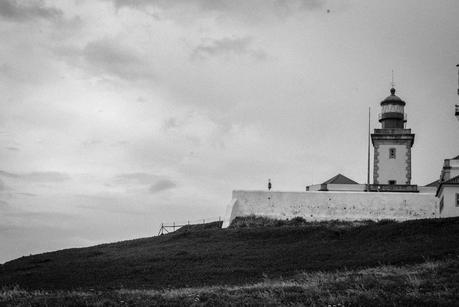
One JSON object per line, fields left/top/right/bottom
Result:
{"left": 456, "top": 194, "right": 459, "bottom": 207}
{"left": 440, "top": 197, "right": 444, "bottom": 213}
{"left": 389, "top": 148, "right": 396, "bottom": 159}
{"left": 388, "top": 180, "right": 396, "bottom": 185}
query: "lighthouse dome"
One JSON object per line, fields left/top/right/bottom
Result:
{"left": 378, "top": 87, "right": 407, "bottom": 127}
{"left": 381, "top": 88, "right": 406, "bottom": 106}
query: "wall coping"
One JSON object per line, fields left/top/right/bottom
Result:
{"left": 233, "top": 190, "right": 435, "bottom": 196}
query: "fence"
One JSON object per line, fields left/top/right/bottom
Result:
{"left": 157, "top": 216, "right": 222, "bottom": 235}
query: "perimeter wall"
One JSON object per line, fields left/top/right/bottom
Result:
{"left": 222, "top": 190, "right": 438, "bottom": 227}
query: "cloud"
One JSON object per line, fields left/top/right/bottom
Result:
{"left": 0, "top": 0, "right": 63, "bottom": 22}
{"left": 56, "top": 38, "right": 155, "bottom": 82}
{"left": 82, "top": 38, "right": 154, "bottom": 81}
{"left": 0, "top": 171, "right": 20, "bottom": 179}
{"left": 111, "top": 173, "right": 177, "bottom": 194}
{"left": 149, "top": 179, "right": 176, "bottom": 193}
{"left": 162, "top": 117, "right": 179, "bottom": 131}
{"left": 17, "top": 192, "right": 37, "bottom": 197}
{"left": 191, "top": 37, "right": 267, "bottom": 60}
{"left": 0, "top": 179, "right": 6, "bottom": 191}
{"left": 5, "top": 147, "right": 19, "bottom": 151}
{"left": 110, "top": 0, "right": 325, "bottom": 21}
{"left": 81, "top": 139, "right": 102, "bottom": 147}
{"left": 112, "top": 173, "right": 161, "bottom": 185}
{"left": 0, "top": 170, "right": 70, "bottom": 182}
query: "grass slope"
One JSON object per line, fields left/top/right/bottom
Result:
{"left": 1, "top": 218, "right": 459, "bottom": 291}
{"left": 2, "top": 259, "right": 459, "bottom": 306}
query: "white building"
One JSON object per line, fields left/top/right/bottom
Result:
{"left": 437, "top": 156, "right": 459, "bottom": 217}
{"left": 222, "top": 86, "right": 459, "bottom": 227}
{"left": 436, "top": 69, "right": 459, "bottom": 217}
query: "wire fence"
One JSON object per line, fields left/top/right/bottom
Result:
{"left": 157, "top": 216, "right": 223, "bottom": 236}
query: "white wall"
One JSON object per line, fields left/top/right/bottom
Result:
{"left": 439, "top": 186, "right": 459, "bottom": 218}
{"left": 326, "top": 184, "right": 366, "bottom": 191}
{"left": 418, "top": 186, "right": 437, "bottom": 194}
{"left": 306, "top": 184, "right": 321, "bottom": 191}
{"left": 222, "top": 190, "right": 438, "bottom": 227}
{"left": 376, "top": 144, "right": 408, "bottom": 184}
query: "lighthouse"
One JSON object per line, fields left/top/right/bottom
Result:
{"left": 370, "top": 88, "right": 417, "bottom": 192}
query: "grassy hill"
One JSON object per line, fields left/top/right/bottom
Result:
{"left": 1, "top": 217, "right": 459, "bottom": 293}
{"left": 2, "top": 259, "right": 459, "bottom": 306}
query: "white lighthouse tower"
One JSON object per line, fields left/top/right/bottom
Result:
{"left": 370, "top": 88, "right": 417, "bottom": 192}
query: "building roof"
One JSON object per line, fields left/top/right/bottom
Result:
{"left": 442, "top": 175, "right": 459, "bottom": 185}
{"left": 436, "top": 175, "right": 459, "bottom": 196}
{"left": 451, "top": 155, "right": 459, "bottom": 160}
{"left": 321, "top": 174, "right": 358, "bottom": 185}
{"left": 425, "top": 179, "right": 440, "bottom": 187}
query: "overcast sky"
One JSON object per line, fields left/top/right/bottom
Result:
{"left": 1, "top": 0, "right": 458, "bottom": 263}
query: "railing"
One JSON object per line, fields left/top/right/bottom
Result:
{"left": 368, "top": 184, "right": 418, "bottom": 193}
{"left": 378, "top": 113, "right": 406, "bottom": 121}
{"left": 157, "top": 216, "right": 222, "bottom": 235}
{"left": 373, "top": 128, "right": 411, "bottom": 134}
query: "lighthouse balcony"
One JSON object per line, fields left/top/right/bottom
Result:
{"left": 373, "top": 128, "right": 411, "bottom": 134}
{"left": 378, "top": 112, "right": 407, "bottom": 122}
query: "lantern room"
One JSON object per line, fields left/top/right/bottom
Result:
{"left": 379, "top": 88, "right": 407, "bottom": 129}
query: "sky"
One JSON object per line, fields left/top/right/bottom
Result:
{"left": 0, "top": 0, "right": 458, "bottom": 263}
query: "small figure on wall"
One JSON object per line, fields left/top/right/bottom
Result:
{"left": 268, "top": 179, "right": 272, "bottom": 191}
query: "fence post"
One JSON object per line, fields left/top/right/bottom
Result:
{"left": 173, "top": 221, "right": 175, "bottom": 232}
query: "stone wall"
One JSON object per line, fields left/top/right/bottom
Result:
{"left": 307, "top": 184, "right": 366, "bottom": 191}
{"left": 222, "top": 190, "right": 438, "bottom": 228}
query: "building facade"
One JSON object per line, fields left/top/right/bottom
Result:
{"left": 437, "top": 156, "right": 459, "bottom": 217}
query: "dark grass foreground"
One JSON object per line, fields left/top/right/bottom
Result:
{"left": 1, "top": 259, "right": 459, "bottom": 306}
{"left": 1, "top": 217, "right": 459, "bottom": 292}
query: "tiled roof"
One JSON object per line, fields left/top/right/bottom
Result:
{"left": 322, "top": 174, "right": 358, "bottom": 185}
{"left": 425, "top": 179, "right": 440, "bottom": 187}
{"left": 442, "top": 175, "right": 459, "bottom": 185}
{"left": 436, "top": 175, "right": 459, "bottom": 196}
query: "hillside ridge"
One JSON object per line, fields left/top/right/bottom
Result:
{"left": 1, "top": 217, "right": 459, "bottom": 290}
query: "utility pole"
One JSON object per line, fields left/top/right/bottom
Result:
{"left": 456, "top": 64, "right": 459, "bottom": 120}
{"left": 457, "top": 64, "right": 459, "bottom": 96}
{"left": 367, "top": 107, "right": 371, "bottom": 191}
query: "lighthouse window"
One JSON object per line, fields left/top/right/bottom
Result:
{"left": 389, "top": 148, "right": 396, "bottom": 159}
{"left": 456, "top": 194, "right": 459, "bottom": 207}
